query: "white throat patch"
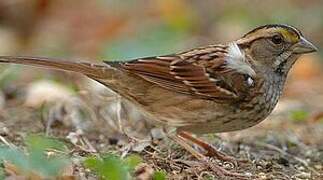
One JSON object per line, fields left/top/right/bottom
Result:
{"left": 226, "top": 43, "right": 256, "bottom": 77}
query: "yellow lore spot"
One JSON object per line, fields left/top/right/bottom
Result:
{"left": 278, "top": 28, "right": 300, "bottom": 43}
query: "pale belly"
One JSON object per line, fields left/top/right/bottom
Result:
{"left": 101, "top": 69, "right": 285, "bottom": 134}
{"left": 138, "top": 76, "right": 283, "bottom": 134}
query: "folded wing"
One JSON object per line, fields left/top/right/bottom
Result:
{"left": 105, "top": 44, "right": 256, "bottom": 103}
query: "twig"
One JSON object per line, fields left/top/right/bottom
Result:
{"left": 81, "top": 135, "right": 98, "bottom": 153}
{"left": 0, "top": 135, "right": 16, "bottom": 149}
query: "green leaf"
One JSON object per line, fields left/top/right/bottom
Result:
{"left": 84, "top": 156, "right": 101, "bottom": 170}
{"left": 0, "top": 146, "right": 29, "bottom": 172}
{"left": 0, "top": 66, "right": 20, "bottom": 88}
{"left": 290, "top": 110, "right": 309, "bottom": 122}
{"left": 124, "top": 154, "right": 142, "bottom": 170}
{"left": 84, "top": 154, "right": 130, "bottom": 180}
{"left": 25, "top": 134, "right": 67, "bottom": 152}
{"left": 152, "top": 171, "right": 167, "bottom": 180}
{"left": 24, "top": 135, "right": 69, "bottom": 177}
{"left": 28, "top": 150, "right": 69, "bottom": 177}
{"left": 0, "top": 167, "right": 4, "bottom": 180}
{"left": 0, "top": 135, "right": 70, "bottom": 178}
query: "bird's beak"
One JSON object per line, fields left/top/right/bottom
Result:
{"left": 293, "top": 37, "right": 318, "bottom": 54}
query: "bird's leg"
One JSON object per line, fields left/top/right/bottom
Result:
{"left": 177, "top": 131, "right": 245, "bottom": 166}
{"left": 168, "top": 134, "right": 252, "bottom": 179}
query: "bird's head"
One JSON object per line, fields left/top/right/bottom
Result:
{"left": 237, "top": 24, "right": 317, "bottom": 74}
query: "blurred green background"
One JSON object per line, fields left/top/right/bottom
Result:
{"left": 0, "top": 0, "right": 322, "bottom": 58}
{"left": 0, "top": 0, "right": 322, "bottom": 95}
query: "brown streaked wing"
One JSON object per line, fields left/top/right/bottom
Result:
{"left": 104, "top": 46, "right": 238, "bottom": 101}
{"left": 115, "top": 56, "right": 191, "bottom": 93}
{"left": 170, "top": 59, "right": 237, "bottom": 100}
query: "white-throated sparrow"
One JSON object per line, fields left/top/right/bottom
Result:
{"left": 0, "top": 24, "right": 317, "bottom": 178}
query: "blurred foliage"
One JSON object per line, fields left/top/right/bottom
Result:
{"left": 102, "top": 24, "right": 189, "bottom": 60}
{"left": 0, "top": 0, "right": 322, "bottom": 58}
{"left": 0, "top": 66, "right": 20, "bottom": 88}
{"left": 0, "top": 0, "right": 321, "bottom": 87}
{"left": 290, "top": 110, "right": 309, "bottom": 122}
{"left": 0, "top": 134, "right": 70, "bottom": 178}
{"left": 0, "top": 169, "right": 4, "bottom": 179}
{"left": 84, "top": 154, "right": 143, "bottom": 180}
{"left": 152, "top": 170, "right": 167, "bottom": 180}
{"left": 0, "top": 0, "right": 321, "bottom": 88}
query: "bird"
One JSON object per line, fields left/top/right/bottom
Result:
{"left": 0, "top": 24, "right": 317, "bottom": 178}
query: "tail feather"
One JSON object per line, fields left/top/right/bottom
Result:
{"left": 0, "top": 56, "right": 153, "bottom": 104}
{"left": 0, "top": 56, "right": 113, "bottom": 78}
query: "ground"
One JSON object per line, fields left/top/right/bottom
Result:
{"left": 0, "top": 72, "right": 322, "bottom": 179}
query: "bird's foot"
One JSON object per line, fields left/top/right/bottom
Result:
{"left": 177, "top": 131, "right": 247, "bottom": 167}
{"left": 202, "top": 141, "right": 248, "bottom": 167}
{"left": 200, "top": 157, "right": 252, "bottom": 179}
{"left": 169, "top": 133, "right": 254, "bottom": 179}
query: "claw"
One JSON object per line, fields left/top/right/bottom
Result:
{"left": 200, "top": 157, "right": 252, "bottom": 179}
{"left": 168, "top": 132, "right": 254, "bottom": 179}
{"left": 177, "top": 131, "right": 248, "bottom": 167}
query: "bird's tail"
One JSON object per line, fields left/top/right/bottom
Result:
{"left": 0, "top": 56, "right": 152, "bottom": 102}
{"left": 0, "top": 56, "right": 114, "bottom": 78}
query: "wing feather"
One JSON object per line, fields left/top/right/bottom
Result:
{"left": 105, "top": 44, "right": 254, "bottom": 102}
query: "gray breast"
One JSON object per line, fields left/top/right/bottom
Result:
{"left": 204, "top": 72, "right": 285, "bottom": 133}
{"left": 234, "top": 72, "right": 285, "bottom": 128}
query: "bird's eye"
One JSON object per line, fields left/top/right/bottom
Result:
{"left": 271, "top": 35, "right": 283, "bottom": 44}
